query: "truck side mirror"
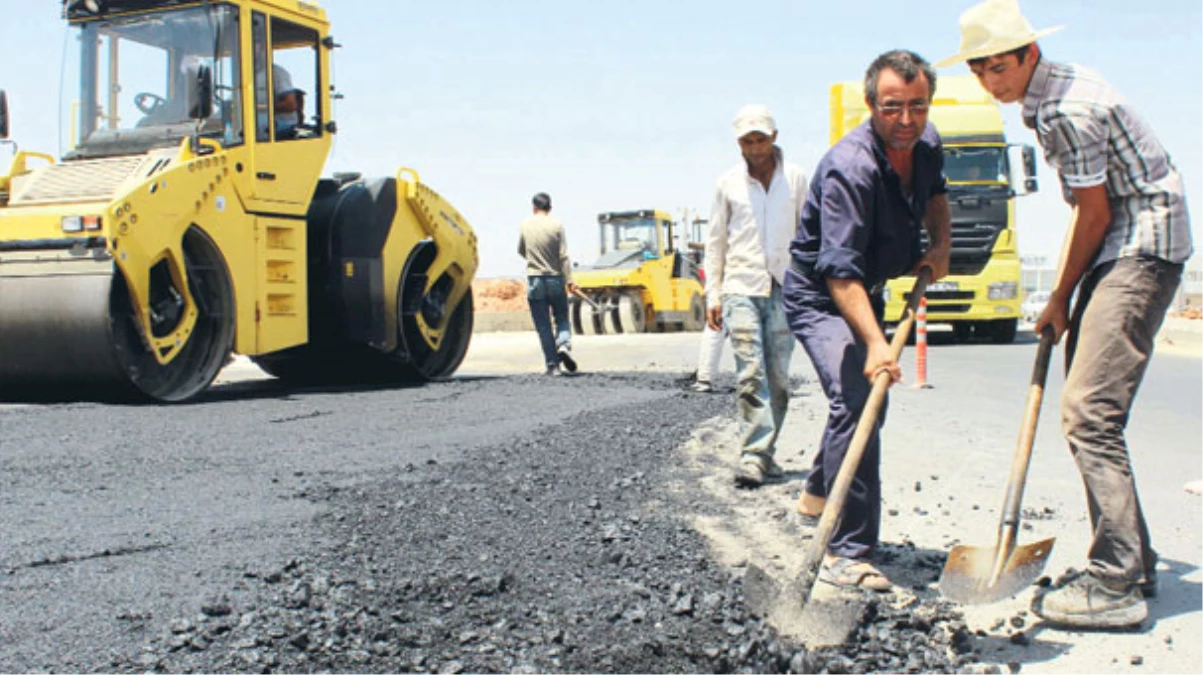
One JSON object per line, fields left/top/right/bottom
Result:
{"left": 1022, "top": 145, "right": 1038, "bottom": 178}
{"left": 186, "top": 65, "right": 214, "bottom": 120}
{"left": 0, "top": 90, "right": 9, "bottom": 139}
{"left": 1019, "top": 145, "right": 1039, "bottom": 194}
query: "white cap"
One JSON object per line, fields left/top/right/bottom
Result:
{"left": 732, "top": 104, "right": 776, "bottom": 139}
{"left": 935, "top": 0, "right": 1063, "bottom": 68}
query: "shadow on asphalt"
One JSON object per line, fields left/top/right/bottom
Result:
{"left": 1145, "top": 556, "right": 1202, "bottom": 627}
{"left": 199, "top": 373, "right": 506, "bottom": 404}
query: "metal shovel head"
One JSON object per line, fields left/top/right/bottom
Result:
{"left": 939, "top": 537, "right": 1055, "bottom": 605}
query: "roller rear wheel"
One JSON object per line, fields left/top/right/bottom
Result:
{"left": 401, "top": 287, "right": 475, "bottom": 379}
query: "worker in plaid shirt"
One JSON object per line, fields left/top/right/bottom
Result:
{"left": 939, "top": 0, "right": 1193, "bottom": 630}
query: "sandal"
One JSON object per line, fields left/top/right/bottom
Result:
{"left": 819, "top": 556, "right": 892, "bottom": 592}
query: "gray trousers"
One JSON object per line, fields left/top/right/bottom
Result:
{"left": 1063, "top": 255, "right": 1182, "bottom": 584}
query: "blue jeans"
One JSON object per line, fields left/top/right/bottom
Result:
{"left": 528, "top": 275, "right": 571, "bottom": 369}
{"left": 723, "top": 283, "right": 794, "bottom": 464}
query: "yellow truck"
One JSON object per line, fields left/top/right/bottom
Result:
{"left": 570, "top": 209, "right": 706, "bottom": 334}
{"left": 0, "top": 0, "right": 477, "bottom": 401}
{"left": 830, "top": 76, "right": 1038, "bottom": 343}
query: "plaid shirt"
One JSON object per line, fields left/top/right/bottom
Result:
{"left": 1023, "top": 58, "right": 1192, "bottom": 267}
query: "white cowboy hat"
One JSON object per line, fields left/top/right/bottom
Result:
{"left": 935, "top": 0, "right": 1063, "bottom": 68}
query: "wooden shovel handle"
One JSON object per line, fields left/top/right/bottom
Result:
{"left": 998, "top": 326, "right": 1055, "bottom": 534}
{"left": 794, "top": 267, "right": 933, "bottom": 603}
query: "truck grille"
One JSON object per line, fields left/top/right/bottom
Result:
{"left": 8, "top": 157, "right": 147, "bottom": 205}
{"left": 919, "top": 221, "right": 1005, "bottom": 276}
{"left": 904, "top": 290, "right": 974, "bottom": 301}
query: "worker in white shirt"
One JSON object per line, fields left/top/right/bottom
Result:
{"left": 705, "top": 104, "right": 807, "bottom": 487}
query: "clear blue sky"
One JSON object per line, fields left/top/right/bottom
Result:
{"left": 3, "top": 1, "right": 1200, "bottom": 277}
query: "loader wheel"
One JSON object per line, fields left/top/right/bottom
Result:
{"left": 570, "top": 297, "right": 585, "bottom": 335}
{"left": 606, "top": 292, "right": 647, "bottom": 334}
{"left": 684, "top": 293, "right": 706, "bottom": 332}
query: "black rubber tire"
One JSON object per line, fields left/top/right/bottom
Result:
{"left": 402, "top": 287, "right": 475, "bottom": 380}
{"left": 989, "top": 318, "right": 1018, "bottom": 344}
{"left": 951, "top": 323, "right": 973, "bottom": 344}
{"left": 113, "top": 227, "right": 235, "bottom": 402}
{"left": 683, "top": 293, "right": 706, "bottom": 332}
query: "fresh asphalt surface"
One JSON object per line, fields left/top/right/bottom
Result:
{"left": 0, "top": 326, "right": 1199, "bottom": 673}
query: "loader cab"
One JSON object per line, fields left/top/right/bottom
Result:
{"left": 595, "top": 210, "right": 672, "bottom": 268}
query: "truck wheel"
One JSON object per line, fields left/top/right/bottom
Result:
{"left": 989, "top": 318, "right": 1018, "bottom": 344}
{"left": 952, "top": 323, "right": 973, "bottom": 344}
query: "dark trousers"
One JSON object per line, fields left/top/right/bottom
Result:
{"left": 1063, "top": 255, "right": 1182, "bottom": 584}
{"left": 527, "top": 275, "right": 571, "bottom": 369}
{"left": 783, "top": 273, "right": 885, "bottom": 558}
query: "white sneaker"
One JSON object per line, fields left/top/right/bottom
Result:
{"left": 557, "top": 344, "right": 577, "bottom": 373}
{"left": 690, "top": 380, "right": 713, "bottom": 393}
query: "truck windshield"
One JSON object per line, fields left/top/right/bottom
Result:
{"left": 943, "top": 146, "right": 1007, "bottom": 184}
{"left": 601, "top": 217, "right": 659, "bottom": 257}
{"left": 65, "top": 3, "right": 242, "bottom": 159}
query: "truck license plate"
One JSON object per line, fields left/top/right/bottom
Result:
{"left": 928, "top": 282, "right": 959, "bottom": 292}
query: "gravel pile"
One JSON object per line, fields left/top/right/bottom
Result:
{"left": 108, "top": 373, "right": 993, "bottom": 673}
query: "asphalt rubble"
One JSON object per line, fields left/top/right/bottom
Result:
{"left": 107, "top": 373, "right": 1009, "bottom": 674}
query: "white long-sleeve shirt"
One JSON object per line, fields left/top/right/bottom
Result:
{"left": 704, "top": 149, "right": 807, "bottom": 307}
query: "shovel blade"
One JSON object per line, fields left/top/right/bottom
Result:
{"left": 939, "top": 538, "right": 1055, "bottom": 605}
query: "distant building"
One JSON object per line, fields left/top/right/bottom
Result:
{"left": 1024, "top": 254, "right": 1201, "bottom": 312}
{"left": 1179, "top": 257, "right": 1202, "bottom": 311}
{"left": 1020, "top": 255, "right": 1055, "bottom": 295}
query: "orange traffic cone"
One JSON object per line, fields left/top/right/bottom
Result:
{"left": 913, "top": 297, "right": 933, "bottom": 389}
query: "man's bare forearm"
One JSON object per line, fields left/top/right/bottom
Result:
{"left": 1051, "top": 187, "right": 1111, "bottom": 302}
{"left": 827, "top": 278, "right": 886, "bottom": 348}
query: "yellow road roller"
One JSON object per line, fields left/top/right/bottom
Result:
{"left": 570, "top": 209, "right": 705, "bottom": 334}
{"left": 0, "top": 0, "right": 477, "bottom": 402}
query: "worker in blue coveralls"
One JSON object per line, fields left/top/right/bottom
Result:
{"left": 782, "top": 49, "right": 951, "bottom": 592}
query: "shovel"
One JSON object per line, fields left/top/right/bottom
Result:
{"left": 785, "top": 267, "right": 932, "bottom": 606}
{"left": 938, "top": 326, "right": 1057, "bottom": 605}
{"left": 570, "top": 286, "right": 600, "bottom": 310}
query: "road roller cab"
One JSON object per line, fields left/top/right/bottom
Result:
{"left": 0, "top": 0, "right": 478, "bottom": 402}
{"left": 570, "top": 209, "right": 705, "bottom": 334}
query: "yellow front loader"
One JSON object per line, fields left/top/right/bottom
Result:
{"left": 570, "top": 209, "right": 705, "bottom": 334}
{"left": 0, "top": 0, "right": 477, "bottom": 402}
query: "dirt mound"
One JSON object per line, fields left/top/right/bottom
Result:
{"left": 474, "top": 278, "right": 528, "bottom": 313}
